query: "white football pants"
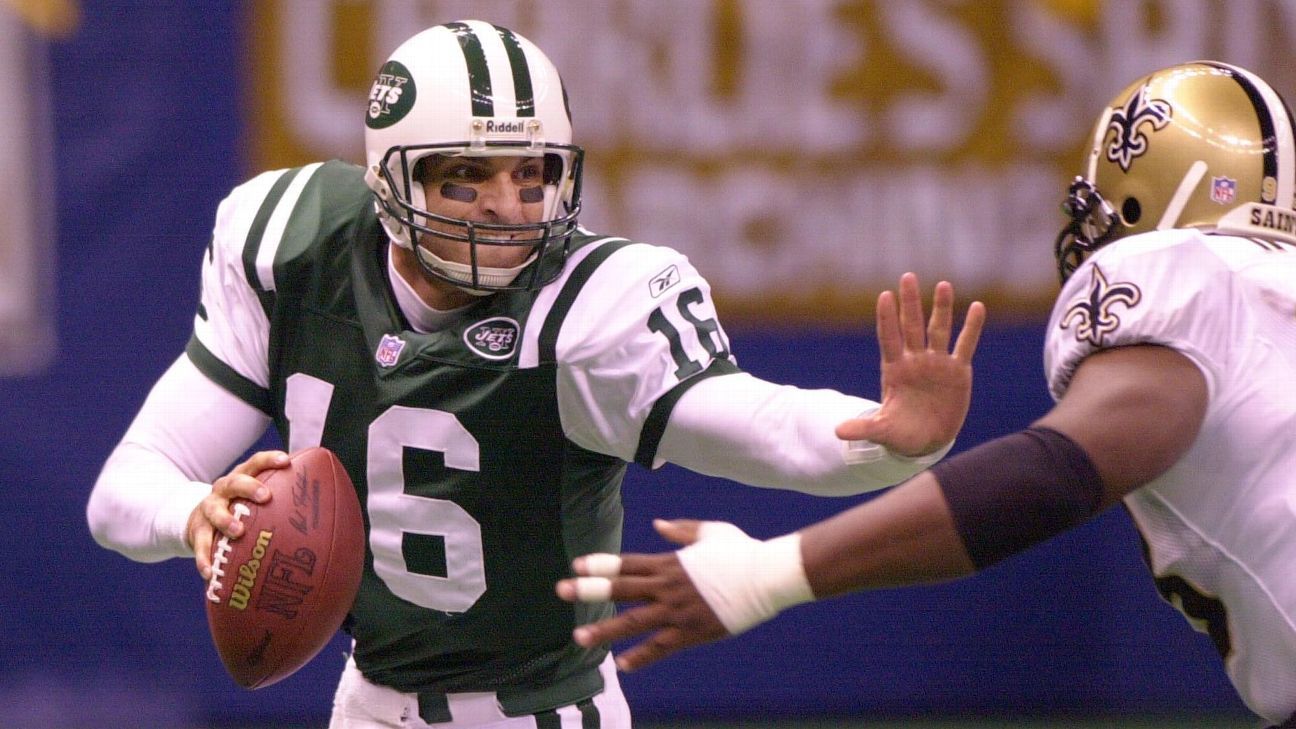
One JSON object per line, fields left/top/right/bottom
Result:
{"left": 329, "top": 653, "right": 631, "bottom": 729}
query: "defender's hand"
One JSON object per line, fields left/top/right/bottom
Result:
{"left": 557, "top": 520, "right": 726, "bottom": 672}
{"left": 557, "top": 519, "right": 811, "bottom": 672}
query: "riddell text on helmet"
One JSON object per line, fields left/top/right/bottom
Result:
{"left": 483, "top": 119, "right": 526, "bottom": 134}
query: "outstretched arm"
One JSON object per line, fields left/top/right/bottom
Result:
{"left": 654, "top": 273, "right": 985, "bottom": 496}
{"left": 557, "top": 344, "right": 1206, "bottom": 671}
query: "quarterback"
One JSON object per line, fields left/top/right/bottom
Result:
{"left": 560, "top": 61, "right": 1296, "bottom": 728}
{"left": 85, "top": 20, "right": 983, "bottom": 729}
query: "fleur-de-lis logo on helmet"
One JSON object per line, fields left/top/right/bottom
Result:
{"left": 1105, "top": 84, "right": 1172, "bottom": 172}
{"left": 1060, "top": 266, "right": 1142, "bottom": 347}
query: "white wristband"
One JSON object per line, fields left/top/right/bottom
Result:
{"left": 675, "top": 522, "right": 814, "bottom": 635}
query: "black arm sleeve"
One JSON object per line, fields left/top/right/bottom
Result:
{"left": 930, "top": 426, "right": 1104, "bottom": 570}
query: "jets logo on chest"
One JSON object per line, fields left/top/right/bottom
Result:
{"left": 464, "top": 317, "right": 520, "bottom": 361}
{"left": 1061, "top": 266, "right": 1142, "bottom": 347}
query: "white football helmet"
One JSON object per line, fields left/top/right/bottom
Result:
{"left": 363, "top": 20, "right": 583, "bottom": 292}
{"left": 1056, "top": 61, "right": 1296, "bottom": 281}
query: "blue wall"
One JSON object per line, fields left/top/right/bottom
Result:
{"left": 0, "top": 4, "right": 1246, "bottom": 727}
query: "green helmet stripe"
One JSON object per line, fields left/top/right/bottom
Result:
{"left": 446, "top": 21, "right": 493, "bottom": 117}
{"left": 494, "top": 25, "right": 534, "bottom": 117}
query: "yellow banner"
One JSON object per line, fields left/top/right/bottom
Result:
{"left": 246, "top": 0, "right": 1296, "bottom": 322}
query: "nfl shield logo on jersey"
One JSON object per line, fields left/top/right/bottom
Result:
{"left": 375, "top": 333, "right": 406, "bottom": 368}
{"left": 1210, "top": 176, "right": 1237, "bottom": 205}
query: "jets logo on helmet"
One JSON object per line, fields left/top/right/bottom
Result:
{"left": 1105, "top": 84, "right": 1172, "bottom": 173}
{"left": 367, "top": 61, "right": 416, "bottom": 130}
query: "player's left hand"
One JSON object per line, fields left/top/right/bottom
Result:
{"left": 838, "top": 272, "right": 985, "bottom": 457}
{"left": 556, "top": 519, "right": 730, "bottom": 672}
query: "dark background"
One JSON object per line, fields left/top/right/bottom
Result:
{"left": 0, "top": 3, "right": 1247, "bottom": 727}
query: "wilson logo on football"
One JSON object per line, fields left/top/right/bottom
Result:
{"left": 464, "top": 317, "right": 519, "bottom": 360}
{"left": 228, "top": 530, "right": 274, "bottom": 611}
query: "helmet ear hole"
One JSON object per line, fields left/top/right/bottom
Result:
{"left": 1121, "top": 197, "right": 1142, "bottom": 225}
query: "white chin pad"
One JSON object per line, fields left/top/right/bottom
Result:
{"left": 416, "top": 245, "right": 536, "bottom": 292}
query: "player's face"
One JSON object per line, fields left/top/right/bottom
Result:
{"left": 415, "top": 154, "right": 546, "bottom": 269}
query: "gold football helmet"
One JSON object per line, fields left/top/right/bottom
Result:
{"left": 1055, "top": 61, "right": 1296, "bottom": 281}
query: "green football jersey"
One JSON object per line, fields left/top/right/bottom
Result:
{"left": 186, "top": 160, "right": 737, "bottom": 708}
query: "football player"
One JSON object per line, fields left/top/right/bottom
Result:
{"left": 85, "top": 20, "right": 983, "bottom": 729}
{"left": 559, "top": 61, "right": 1296, "bottom": 729}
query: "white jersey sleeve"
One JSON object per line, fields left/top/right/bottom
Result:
{"left": 551, "top": 240, "right": 938, "bottom": 493}
{"left": 87, "top": 171, "right": 293, "bottom": 564}
{"left": 190, "top": 168, "right": 292, "bottom": 393}
{"left": 551, "top": 241, "right": 734, "bottom": 462}
{"left": 658, "top": 373, "right": 945, "bottom": 494}
{"left": 87, "top": 355, "right": 271, "bottom": 562}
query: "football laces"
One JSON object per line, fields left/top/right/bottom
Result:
{"left": 204, "top": 502, "right": 251, "bottom": 604}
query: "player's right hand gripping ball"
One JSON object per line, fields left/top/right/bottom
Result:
{"left": 205, "top": 447, "right": 364, "bottom": 689}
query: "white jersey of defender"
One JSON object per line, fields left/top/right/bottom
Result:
{"left": 1044, "top": 228, "right": 1296, "bottom": 723}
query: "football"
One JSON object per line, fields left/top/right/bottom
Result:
{"left": 204, "top": 447, "right": 365, "bottom": 689}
